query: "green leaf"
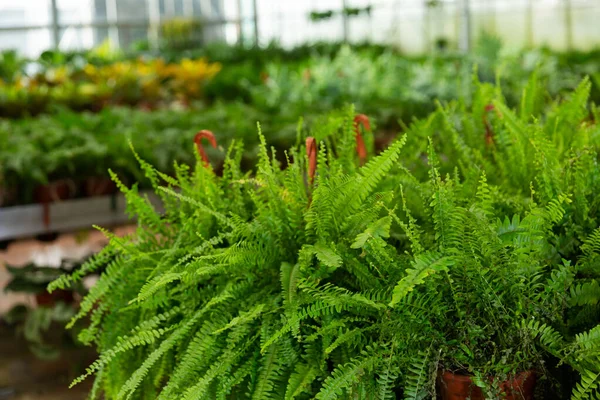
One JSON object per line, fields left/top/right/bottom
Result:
{"left": 390, "top": 252, "right": 454, "bottom": 307}
{"left": 351, "top": 216, "right": 392, "bottom": 249}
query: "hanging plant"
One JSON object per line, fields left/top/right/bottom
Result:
{"left": 309, "top": 10, "right": 334, "bottom": 22}
{"left": 342, "top": 5, "right": 372, "bottom": 17}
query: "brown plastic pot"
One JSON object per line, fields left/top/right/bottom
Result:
{"left": 34, "top": 180, "right": 76, "bottom": 227}
{"left": 33, "top": 180, "right": 75, "bottom": 203}
{"left": 35, "top": 289, "right": 74, "bottom": 307}
{"left": 438, "top": 370, "right": 536, "bottom": 400}
{"left": 84, "top": 177, "right": 116, "bottom": 197}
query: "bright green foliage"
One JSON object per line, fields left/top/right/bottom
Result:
{"left": 51, "top": 78, "right": 600, "bottom": 398}
{"left": 51, "top": 107, "right": 409, "bottom": 399}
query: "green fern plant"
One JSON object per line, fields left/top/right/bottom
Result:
{"left": 50, "top": 106, "right": 413, "bottom": 399}
{"left": 51, "top": 78, "right": 600, "bottom": 399}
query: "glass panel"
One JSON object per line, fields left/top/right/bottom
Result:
{"left": 55, "top": 0, "right": 95, "bottom": 25}
{"left": 191, "top": 0, "right": 202, "bottom": 17}
{"left": 0, "top": 0, "right": 598, "bottom": 54}
{"left": 532, "top": 0, "right": 568, "bottom": 50}
{"left": 117, "top": 25, "right": 149, "bottom": 48}
{"left": 211, "top": 0, "right": 222, "bottom": 17}
{"left": 198, "top": 0, "right": 213, "bottom": 18}
{"left": 94, "top": 26, "right": 110, "bottom": 46}
{"left": 571, "top": 0, "right": 600, "bottom": 51}
{"left": 368, "top": 2, "right": 396, "bottom": 45}
{"left": 94, "top": 0, "right": 108, "bottom": 21}
{"left": 224, "top": 21, "right": 240, "bottom": 44}
{"left": 0, "top": 28, "right": 52, "bottom": 56}
{"left": 493, "top": 1, "right": 528, "bottom": 51}
{"left": 0, "top": 0, "right": 52, "bottom": 27}
{"left": 116, "top": 0, "right": 149, "bottom": 22}
{"left": 394, "top": 2, "right": 428, "bottom": 53}
{"left": 58, "top": 26, "right": 95, "bottom": 51}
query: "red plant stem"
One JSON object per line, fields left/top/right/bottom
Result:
{"left": 353, "top": 114, "right": 370, "bottom": 164}
{"left": 483, "top": 104, "right": 496, "bottom": 146}
{"left": 306, "top": 137, "right": 317, "bottom": 183}
{"left": 194, "top": 130, "right": 217, "bottom": 167}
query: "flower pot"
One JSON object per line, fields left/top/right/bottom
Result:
{"left": 438, "top": 370, "right": 536, "bottom": 400}
{"left": 35, "top": 289, "right": 74, "bottom": 307}
{"left": 34, "top": 180, "right": 76, "bottom": 227}
{"left": 34, "top": 180, "right": 75, "bottom": 204}
{"left": 84, "top": 177, "right": 117, "bottom": 197}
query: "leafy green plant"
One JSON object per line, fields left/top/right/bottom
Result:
{"left": 50, "top": 95, "right": 600, "bottom": 399}
{"left": 0, "top": 50, "right": 27, "bottom": 83}
{"left": 4, "top": 301, "right": 76, "bottom": 360}
{"left": 160, "top": 18, "right": 204, "bottom": 50}
{"left": 309, "top": 10, "right": 334, "bottom": 22}
{"left": 342, "top": 6, "right": 372, "bottom": 17}
{"left": 4, "top": 262, "right": 86, "bottom": 360}
{"left": 0, "top": 102, "right": 290, "bottom": 204}
{"left": 48, "top": 107, "right": 407, "bottom": 399}
{"left": 3, "top": 41, "right": 600, "bottom": 206}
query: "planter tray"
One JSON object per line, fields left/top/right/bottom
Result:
{"left": 0, "top": 192, "right": 161, "bottom": 241}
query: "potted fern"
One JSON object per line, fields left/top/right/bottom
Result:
{"left": 380, "top": 74, "right": 600, "bottom": 398}
{"left": 48, "top": 102, "right": 600, "bottom": 399}
{"left": 386, "top": 148, "right": 552, "bottom": 398}
{"left": 48, "top": 108, "right": 416, "bottom": 399}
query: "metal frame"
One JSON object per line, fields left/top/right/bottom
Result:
{"left": 106, "top": 0, "right": 120, "bottom": 46}
{"left": 50, "top": 0, "right": 60, "bottom": 48}
{"left": 459, "top": 0, "right": 471, "bottom": 52}
{"left": 244, "top": 0, "right": 593, "bottom": 52}
{"left": 0, "top": 0, "right": 257, "bottom": 50}
{"left": 0, "top": 1, "right": 594, "bottom": 60}
{"left": 564, "top": 0, "right": 573, "bottom": 50}
{"left": 252, "top": 0, "right": 259, "bottom": 44}
{"left": 0, "top": 18, "right": 247, "bottom": 32}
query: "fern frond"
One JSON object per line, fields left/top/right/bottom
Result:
{"left": 285, "top": 363, "right": 319, "bottom": 400}
{"left": 315, "top": 355, "right": 377, "bottom": 400}
{"left": 403, "top": 348, "right": 432, "bottom": 400}
{"left": 571, "top": 369, "right": 600, "bottom": 400}
{"left": 390, "top": 252, "right": 454, "bottom": 307}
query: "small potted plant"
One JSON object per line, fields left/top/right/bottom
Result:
{"left": 4, "top": 263, "right": 81, "bottom": 307}
{"left": 3, "top": 261, "right": 88, "bottom": 360}
{"left": 387, "top": 155, "right": 595, "bottom": 398}
{"left": 309, "top": 10, "right": 334, "bottom": 22}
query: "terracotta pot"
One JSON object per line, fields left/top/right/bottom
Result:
{"left": 34, "top": 180, "right": 76, "bottom": 228}
{"left": 438, "top": 370, "right": 536, "bottom": 400}
{"left": 33, "top": 180, "right": 75, "bottom": 203}
{"left": 35, "top": 289, "right": 74, "bottom": 307}
{"left": 84, "top": 177, "right": 117, "bottom": 197}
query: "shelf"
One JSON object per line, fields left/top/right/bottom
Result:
{"left": 0, "top": 192, "right": 160, "bottom": 241}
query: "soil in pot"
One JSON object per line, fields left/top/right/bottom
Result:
{"left": 438, "top": 370, "right": 536, "bottom": 400}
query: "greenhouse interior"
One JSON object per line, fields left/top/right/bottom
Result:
{"left": 1, "top": 0, "right": 600, "bottom": 399}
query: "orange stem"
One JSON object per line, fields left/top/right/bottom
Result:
{"left": 353, "top": 114, "right": 370, "bottom": 164}
{"left": 483, "top": 104, "right": 496, "bottom": 146}
{"left": 194, "top": 130, "right": 217, "bottom": 167}
{"left": 306, "top": 137, "right": 317, "bottom": 183}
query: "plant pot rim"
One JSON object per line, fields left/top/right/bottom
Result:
{"left": 441, "top": 369, "right": 535, "bottom": 380}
